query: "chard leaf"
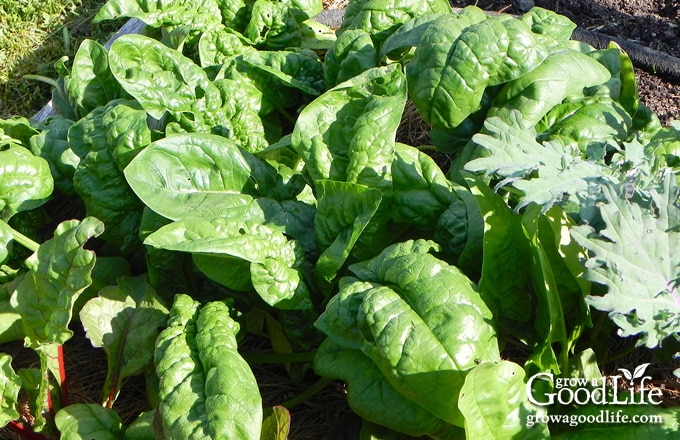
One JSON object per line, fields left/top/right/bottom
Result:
{"left": 0, "top": 354, "right": 21, "bottom": 426}
{"left": 260, "top": 406, "right": 291, "bottom": 440}
{"left": 466, "top": 112, "right": 611, "bottom": 211}
{"left": 124, "top": 133, "right": 258, "bottom": 221}
{"left": 570, "top": 176, "right": 680, "bottom": 348}
{"left": 55, "top": 403, "right": 124, "bottom": 440}
{"left": 459, "top": 361, "right": 549, "bottom": 439}
{"left": 80, "top": 276, "right": 169, "bottom": 405}
{"left": 0, "top": 144, "right": 53, "bottom": 220}
{"left": 315, "top": 240, "right": 500, "bottom": 429}
{"left": 109, "top": 34, "right": 211, "bottom": 120}
{"left": 292, "top": 64, "right": 406, "bottom": 190}
{"left": 155, "top": 295, "right": 262, "bottom": 440}
{"left": 10, "top": 217, "right": 104, "bottom": 346}
{"left": 66, "top": 40, "right": 126, "bottom": 118}
{"left": 314, "top": 180, "right": 382, "bottom": 282}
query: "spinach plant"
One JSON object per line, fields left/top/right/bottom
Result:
{"left": 1, "top": 0, "right": 680, "bottom": 438}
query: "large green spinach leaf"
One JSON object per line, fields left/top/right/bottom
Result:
{"left": 291, "top": 64, "right": 406, "bottom": 190}
{"left": 315, "top": 240, "right": 500, "bottom": 433}
{"left": 155, "top": 294, "right": 262, "bottom": 439}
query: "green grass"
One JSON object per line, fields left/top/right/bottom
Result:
{"left": 0, "top": 0, "right": 122, "bottom": 119}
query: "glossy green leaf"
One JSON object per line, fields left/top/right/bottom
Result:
{"left": 66, "top": 39, "right": 126, "bottom": 117}
{"left": 95, "top": 0, "right": 222, "bottom": 35}
{"left": 488, "top": 49, "right": 611, "bottom": 126}
{"left": 0, "top": 353, "right": 21, "bottom": 426}
{"left": 240, "top": 49, "right": 325, "bottom": 96}
{"left": 29, "top": 116, "right": 77, "bottom": 195}
{"left": 406, "top": 7, "right": 554, "bottom": 130}
{"left": 314, "top": 180, "right": 382, "bottom": 282}
{"left": 155, "top": 294, "right": 262, "bottom": 440}
{"left": 145, "top": 219, "right": 312, "bottom": 310}
{"left": 0, "top": 117, "right": 38, "bottom": 147}
{"left": 0, "top": 144, "right": 53, "bottom": 220}
{"left": 458, "top": 361, "right": 549, "bottom": 439}
{"left": 324, "top": 29, "right": 378, "bottom": 87}
{"left": 109, "top": 34, "right": 211, "bottom": 120}
{"left": 314, "top": 339, "right": 460, "bottom": 438}
{"left": 315, "top": 240, "right": 500, "bottom": 431}
{"left": 245, "top": 0, "right": 301, "bottom": 50}
{"left": 124, "top": 411, "right": 156, "bottom": 440}
{"left": 0, "top": 220, "right": 10, "bottom": 263}
{"left": 103, "top": 103, "right": 153, "bottom": 170}
{"left": 0, "top": 278, "right": 23, "bottom": 344}
{"left": 198, "top": 27, "right": 252, "bottom": 67}
{"left": 338, "top": 0, "right": 452, "bottom": 45}
{"left": 10, "top": 217, "right": 104, "bottom": 346}
{"left": 292, "top": 64, "right": 406, "bottom": 190}
{"left": 80, "top": 276, "right": 169, "bottom": 405}
{"left": 55, "top": 403, "right": 124, "bottom": 440}
{"left": 467, "top": 175, "right": 532, "bottom": 322}
{"left": 124, "top": 133, "right": 258, "bottom": 220}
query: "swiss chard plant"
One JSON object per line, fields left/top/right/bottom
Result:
{"left": 1, "top": 0, "right": 680, "bottom": 438}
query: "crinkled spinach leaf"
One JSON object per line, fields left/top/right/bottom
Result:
{"left": 292, "top": 64, "right": 406, "bottom": 190}
{"left": 314, "top": 180, "right": 382, "bottom": 283}
{"left": 0, "top": 353, "right": 20, "bottom": 426}
{"left": 315, "top": 240, "right": 500, "bottom": 432}
{"left": 0, "top": 144, "right": 53, "bottom": 221}
{"left": 109, "top": 34, "right": 211, "bottom": 120}
{"left": 10, "top": 217, "right": 103, "bottom": 347}
{"left": 155, "top": 294, "right": 262, "bottom": 439}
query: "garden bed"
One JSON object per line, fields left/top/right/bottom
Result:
{"left": 2, "top": 1, "right": 680, "bottom": 439}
